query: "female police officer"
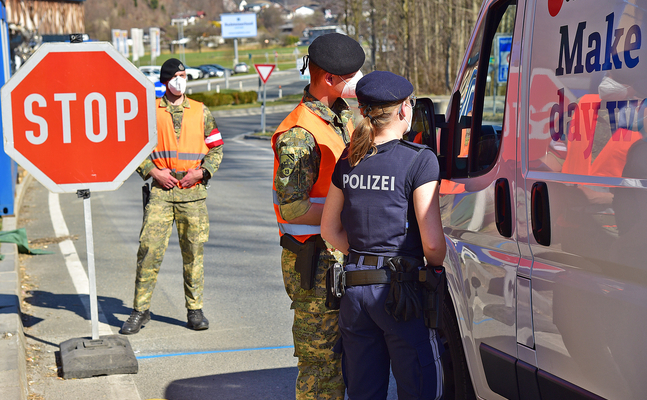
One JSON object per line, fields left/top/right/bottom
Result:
{"left": 321, "top": 71, "right": 446, "bottom": 400}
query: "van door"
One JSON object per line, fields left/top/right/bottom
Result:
{"left": 440, "top": 0, "right": 524, "bottom": 398}
{"left": 522, "top": 1, "right": 647, "bottom": 398}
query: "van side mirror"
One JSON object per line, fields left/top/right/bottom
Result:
{"left": 409, "top": 98, "right": 438, "bottom": 153}
{"left": 443, "top": 91, "right": 472, "bottom": 180}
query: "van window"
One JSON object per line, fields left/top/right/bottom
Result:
{"left": 455, "top": 0, "right": 517, "bottom": 175}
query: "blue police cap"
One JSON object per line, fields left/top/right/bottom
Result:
{"left": 308, "top": 33, "right": 365, "bottom": 75}
{"left": 356, "top": 71, "right": 413, "bottom": 105}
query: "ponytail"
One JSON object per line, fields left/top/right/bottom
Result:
{"left": 348, "top": 102, "right": 401, "bottom": 166}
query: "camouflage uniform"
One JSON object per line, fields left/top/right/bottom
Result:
{"left": 274, "top": 86, "right": 353, "bottom": 400}
{"left": 133, "top": 95, "right": 223, "bottom": 311}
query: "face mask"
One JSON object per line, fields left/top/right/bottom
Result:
{"left": 598, "top": 76, "right": 631, "bottom": 100}
{"left": 168, "top": 76, "right": 187, "bottom": 96}
{"left": 402, "top": 101, "right": 413, "bottom": 134}
{"left": 339, "top": 71, "right": 363, "bottom": 98}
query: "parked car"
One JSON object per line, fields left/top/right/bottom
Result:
{"left": 234, "top": 62, "right": 249, "bottom": 74}
{"left": 185, "top": 66, "right": 203, "bottom": 80}
{"left": 198, "top": 64, "right": 224, "bottom": 78}
{"left": 206, "top": 63, "right": 233, "bottom": 77}
{"left": 138, "top": 65, "right": 160, "bottom": 82}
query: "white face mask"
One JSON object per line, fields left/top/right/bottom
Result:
{"left": 402, "top": 101, "right": 413, "bottom": 134}
{"left": 339, "top": 71, "right": 363, "bottom": 98}
{"left": 168, "top": 76, "right": 187, "bottom": 96}
{"left": 598, "top": 75, "right": 631, "bottom": 100}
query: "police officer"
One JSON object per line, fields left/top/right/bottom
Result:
{"left": 272, "top": 33, "right": 364, "bottom": 399}
{"left": 121, "top": 58, "right": 224, "bottom": 334}
{"left": 321, "top": 71, "right": 446, "bottom": 400}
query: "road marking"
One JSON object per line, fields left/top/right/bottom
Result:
{"left": 48, "top": 192, "right": 142, "bottom": 400}
{"left": 137, "top": 345, "right": 294, "bottom": 360}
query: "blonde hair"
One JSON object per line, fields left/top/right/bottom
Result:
{"left": 348, "top": 102, "right": 401, "bottom": 166}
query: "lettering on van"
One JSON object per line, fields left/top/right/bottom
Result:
{"left": 549, "top": 87, "right": 646, "bottom": 147}
{"left": 556, "top": 12, "right": 641, "bottom": 76}
{"left": 342, "top": 174, "right": 395, "bottom": 191}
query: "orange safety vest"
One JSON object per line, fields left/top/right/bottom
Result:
{"left": 272, "top": 102, "right": 352, "bottom": 243}
{"left": 150, "top": 98, "right": 208, "bottom": 188}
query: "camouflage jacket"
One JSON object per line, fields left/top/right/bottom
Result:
{"left": 274, "top": 86, "right": 353, "bottom": 220}
{"left": 138, "top": 95, "right": 223, "bottom": 202}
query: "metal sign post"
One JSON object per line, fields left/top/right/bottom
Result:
{"left": 261, "top": 82, "right": 267, "bottom": 133}
{"left": 77, "top": 189, "right": 99, "bottom": 340}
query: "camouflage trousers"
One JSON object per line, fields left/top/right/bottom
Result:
{"left": 281, "top": 246, "right": 345, "bottom": 400}
{"left": 133, "top": 196, "right": 209, "bottom": 311}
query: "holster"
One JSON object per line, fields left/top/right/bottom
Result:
{"left": 419, "top": 266, "right": 446, "bottom": 330}
{"left": 325, "top": 262, "right": 345, "bottom": 310}
{"left": 280, "top": 234, "right": 325, "bottom": 290}
{"left": 142, "top": 183, "right": 150, "bottom": 214}
{"left": 384, "top": 256, "right": 424, "bottom": 322}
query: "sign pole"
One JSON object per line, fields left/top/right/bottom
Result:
{"left": 261, "top": 82, "right": 266, "bottom": 133}
{"left": 78, "top": 189, "right": 99, "bottom": 340}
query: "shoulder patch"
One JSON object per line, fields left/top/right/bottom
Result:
{"left": 279, "top": 153, "right": 296, "bottom": 176}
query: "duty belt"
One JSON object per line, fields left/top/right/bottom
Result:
{"left": 344, "top": 254, "right": 417, "bottom": 287}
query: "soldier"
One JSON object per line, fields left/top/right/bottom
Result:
{"left": 121, "top": 58, "right": 224, "bottom": 334}
{"left": 271, "top": 33, "right": 365, "bottom": 399}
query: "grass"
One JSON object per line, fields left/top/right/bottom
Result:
{"left": 132, "top": 45, "right": 308, "bottom": 73}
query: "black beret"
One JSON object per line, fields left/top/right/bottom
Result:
{"left": 160, "top": 58, "right": 185, "bottom": 83}
{"left": 356, "top": 71, "right": 413, "bottom": 105}
{"left": 308, "top": 33, "right": 365, "bottom": 75}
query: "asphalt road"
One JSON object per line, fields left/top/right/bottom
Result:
{"left": 19, "top": 108, "right": 296, "bottom": 400}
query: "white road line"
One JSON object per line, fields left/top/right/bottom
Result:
{"left": 48, "top": 192, "right": 142, "bottom": 400}
{"left": 48, "top": 191, "right": 112, "bottom": 335}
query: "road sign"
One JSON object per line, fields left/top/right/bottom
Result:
{"left": 255, "top": 64, "right": 275, "bottom": 84}
{"left": 496, "top": 34, "right": 512, "bottom": 84}
{"left": 154, "top": 80, "right": 166, "bottom": 97}
{"left": 1, "top": 42, "right": 157, "bottom": 193}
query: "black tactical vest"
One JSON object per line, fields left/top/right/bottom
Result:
{"left": 337, "top": 140, "right": 431, "bottom": 258}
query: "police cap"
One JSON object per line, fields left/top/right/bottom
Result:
{"left": 160, "top": 58, "right": 185, "bottom": 83}
{"left": 356, "top": 71, "right": 413, "bottom": 105}
{"left": 308, "top": 33, "right": 365, "bottom": 75}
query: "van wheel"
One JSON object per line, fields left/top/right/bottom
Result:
{"left": 440, "top": 295, "right": 476, "bottom": 400}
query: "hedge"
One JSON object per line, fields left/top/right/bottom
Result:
{"left": 188, "top": 91, "right": 257, "bottom": 107}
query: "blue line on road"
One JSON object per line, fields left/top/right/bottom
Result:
{"left": 137, "top": 345, "right": 295, "bottom": 360}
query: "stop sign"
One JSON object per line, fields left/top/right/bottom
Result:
{"left": 1, "top": 42, "right": 157, "bottom": 193}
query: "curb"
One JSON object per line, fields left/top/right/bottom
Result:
{"left": 0, "top": 173, "right": 32, "bottom": 400}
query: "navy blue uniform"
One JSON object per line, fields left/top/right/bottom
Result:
{"left": 331, "top": 139, "right": 443, "bottom": 400}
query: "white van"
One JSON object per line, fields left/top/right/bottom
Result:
{"left": 411, "top": 0, "right": 647, "bottom": 399}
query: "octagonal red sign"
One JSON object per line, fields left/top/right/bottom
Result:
{"left": 1, "top": 42, "right": 157, "bottom": 193}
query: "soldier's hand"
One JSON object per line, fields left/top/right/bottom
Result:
{"left": 150, "top": 168, "right": 178, "bottom": 189}
{"left": 179, "top": 168, "right": 203, "bottom": 188}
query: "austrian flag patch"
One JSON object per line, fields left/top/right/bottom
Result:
{"left": 205, "top": 129, "right": 224, "bottom": 148}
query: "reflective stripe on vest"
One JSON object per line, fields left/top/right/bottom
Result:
{"left": 272, "top": 190, "right": 326, "bottom": 236}
{"left": 271, "top": 102, "right": 352, "bottom": 243}
{"left": 152, "top": 98, "right": 208, "bottom": 188}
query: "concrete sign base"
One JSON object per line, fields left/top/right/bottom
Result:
{"left": 60, "top": 335, "right": 138, "bottom": 379}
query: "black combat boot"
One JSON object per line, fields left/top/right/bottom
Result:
{"left": 187, "top": 309, "right": 209, "bottom": 330}
{"left": 121, "top": 310, "right": 151, "bottom": 334}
